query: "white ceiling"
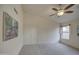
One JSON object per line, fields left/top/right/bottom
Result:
{"left": 22, "top": 4, "right": 79, "bottom": 23}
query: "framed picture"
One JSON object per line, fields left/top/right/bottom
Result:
{"left": 77, "top": 25, "right": 79, "bottom": 36}
{"left": 3, "top": 12, "right": 18, "bottom": 41}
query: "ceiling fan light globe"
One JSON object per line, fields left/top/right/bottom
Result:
{"left": 57, "top": 10, "right": 64, "bottom": 16}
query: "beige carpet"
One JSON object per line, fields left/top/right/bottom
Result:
{"left": 19, "top": 43, "right": 79, "bottom": 55}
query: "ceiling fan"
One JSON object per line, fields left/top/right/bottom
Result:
{"left": 50, "top": 4, "right": 75, "bottom": 17}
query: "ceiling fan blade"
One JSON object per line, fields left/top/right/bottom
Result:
{"left": 49, "top": 14, "right": 55, "bottom": 16}
{"left": 65, "top": 11, "right": 74, "bottom": 13}
{"left": 52, "top": 8, "right": 58, "bottom": 11}
{"left": 64, "top": 4, "right": 75, "bottom": 10}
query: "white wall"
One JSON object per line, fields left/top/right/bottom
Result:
{"left": 0, "top": 5, "right": 23, "bottom": 54}
{"left": 23, "top": 13, "right": 59, "bottom": 45}
{"left": 60, "top": 19, "right": 79, "bottom": 49}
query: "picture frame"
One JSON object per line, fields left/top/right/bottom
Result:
{"left": 77, "top": 25, "right": 79, "bottom": 36}
{"left": 3, "top": 12, "right": 18, "bottom": 41}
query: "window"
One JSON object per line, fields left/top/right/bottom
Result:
{"left": 61, "top": 25, "right": 70, "bottom": 40}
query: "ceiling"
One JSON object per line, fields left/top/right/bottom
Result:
{"left": 22, "top": 4, "right": 79, "bottom": 23}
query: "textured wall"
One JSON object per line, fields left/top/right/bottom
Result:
{"left": 0, "top": 4, "right": 23, "bottom": 54}
{"left": 23, "top": 14, "right": 59, "bottom": 45}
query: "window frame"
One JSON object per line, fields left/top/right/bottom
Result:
{"left": 60, "top": 24, "right": 70, "bottom": 40}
